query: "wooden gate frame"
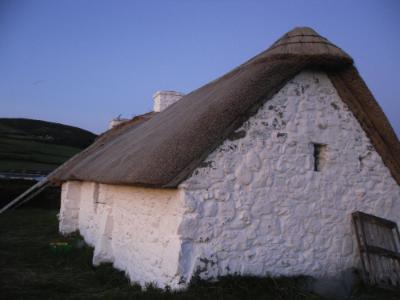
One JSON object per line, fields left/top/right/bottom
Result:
{"left": 352, "top": 211, "right": 400, "bottom": 287}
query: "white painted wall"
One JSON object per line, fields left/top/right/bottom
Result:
{"left": 59, "top": 182, "right": 185, "bottom": 288}
{"left": 78, "top": 182, "right": 100, "bottom": 246}
{"left": 59, "top": 181, "right": 82, "bottom": 234}
{"left": 109, "top": 185, "right": 184, "bottom": 288}
{"left": 59, "top": 70, "right": 400, "bottom": 289}
{"left": 178, "top": 71, "right": 400, "bottom": 283}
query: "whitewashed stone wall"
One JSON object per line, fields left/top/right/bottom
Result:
{"left": 59, "top": 182, "right": 185, "bottom": 288}
{"left": 59, "top": 181, "right": 82, "bottom": 234}
{"left": 78, "top": 182, "right": 101, "bottom": 246}
{"left": 59, "top": 70, "right": 399, "bottom": 289}
{"left": 178, "top": 71, "right": 400, "bottom": 284}
{"left": 109, "top": 185, "right": 185, "bottom": 287}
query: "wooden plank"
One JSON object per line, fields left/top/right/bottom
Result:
{"left": 359, "top": 213, "right": 375, "bottom": 285}
{"left": 364, "top": 244, "right": 400, "bottom": 260}
{"left": 356, "top": 211, "right": 397, "bottom": 229}
{"left": 0, "top": 178, "right": 49, "bottom": 214}
{"left": 12, "top": 182, "right": 51, "bottom": 209}
{"left": 352, "top": 211, "right": 400, "bottom": 288}
{"left": 374, "top": 224, "right": 385, "bottom": 283}
{"left": 353, "top": 214, "right": 369, "bottom": 283}
{"left": 390, "top": 226, "right": 400, "bottom": 284}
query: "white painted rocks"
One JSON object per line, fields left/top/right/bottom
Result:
{"left": 181, "top": 71, "right": 400, "bottom": 284}
{"left": 59, "top": 71, "right": 400, "bottom": 290}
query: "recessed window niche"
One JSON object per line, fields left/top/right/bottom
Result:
{"left": 313, "top": 143, "right": 327, "bottom": 172}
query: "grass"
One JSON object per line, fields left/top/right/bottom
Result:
{"left": 0, "top": 136, "right": 82, "bottom": 160}
{"left": 0, "top": 209, "right": 399, "bottom": 300}
{"left": 0, "top": 160, "right": 59, "bottom": 172}
{"left": 0, "top": 118, "right": 96, "bottom": 149}
{"left": 0, "top": 179, "right": 60, "bottom": 208}
{"left": 0, "top": 118, "right": 96, "bottom": 172}
{"left": 0, "top": 136, "right": 83, "bottom": 171}
{"left": 0, "top": 210, "right": 137, "bottom": 300}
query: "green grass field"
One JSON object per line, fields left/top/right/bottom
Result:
{"left": 0, "top": 118, "right": 96, "bottom": 172}
{"left": 0, "top": 210, "right": 399, "bottom": 300}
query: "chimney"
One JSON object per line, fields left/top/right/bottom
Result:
{"left": 153, "top": 90, "right": 184, "bottom": 112}
{"left": 109, "top": 116, "right": 129, "bottom": 129}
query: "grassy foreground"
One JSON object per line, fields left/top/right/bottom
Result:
{"left": 0, "top": 179, "right": 61, "bottom": 208}
{"left": 0, "top": 210, "right": 399, "bottom": 300}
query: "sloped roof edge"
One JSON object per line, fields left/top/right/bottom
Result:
{"left": 48, "top": 27, "right": 400, "bottom": 187}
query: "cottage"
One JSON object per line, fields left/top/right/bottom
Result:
{"left": 49, "top": 27, "right": 400, "bottom": 289}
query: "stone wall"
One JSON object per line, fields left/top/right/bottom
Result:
{"left": 178, "top": 70, "right": 400, "bottom": 283}
{"left": 59, "top": 70, "right": 400, "bottom": 289}
{"left": 109, "top": 185, "right": 184, "bottom": 287}
{"left": 59, "top": 182, "right": 185, "bottom": 288}
{"left": 78, "top": 182, "right": 100, "bottom": 246}
{"left": 59, "top": 181, "right": 82, "bottom": 234}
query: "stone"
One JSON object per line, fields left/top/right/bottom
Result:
{"left": 203, "top": 201, "right": 218, "bottom": 217}
{"left": 245, "top": 152, "right": 262, "bottom": 171}
{"left": 235, "top": 164, "right": 253, "bottom": 185}
{"left": 184, "top": 194, "right": 197, "bottom": 213}
{"left": 59, "top": 71, "right": 400, "bottom": 290}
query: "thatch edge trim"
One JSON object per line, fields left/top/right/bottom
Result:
{"left": 328, "top": 68, "right": 400, "bottom": 185}
{"left": 48, "top": 112, "right": 157, "bottom": 186}
{"left": 47, "top": 27, "right": 399, "bottom": 187}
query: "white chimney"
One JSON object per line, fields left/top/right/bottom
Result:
{"left": 153, "top": 90, "right": 184, "bottom": 112}
{"left": 109, "top": 116, "right": 129, "bottom": 129}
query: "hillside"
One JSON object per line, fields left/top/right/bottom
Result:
{"left": 0, "top": 118, "right": 97, "bottom": 173}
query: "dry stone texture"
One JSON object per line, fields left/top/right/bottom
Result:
{"left": 179, "top": 71, "right": 400, "bottom": 283}
{"left": 60, "top": 182, "right": 185, "bottom": 288}
{"left": 59, "top": 71, "right": 400, "bottom": 289}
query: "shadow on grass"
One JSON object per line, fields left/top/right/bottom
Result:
{"left": 0, "top": 209, "right": 399, "bottom": 300}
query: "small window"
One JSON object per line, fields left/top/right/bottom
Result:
{"left": 313, "top": 143, "right": 327, "bottom": 172}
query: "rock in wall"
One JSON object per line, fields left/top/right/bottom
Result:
{"left": 59, "top": 182, "right": 185, "bottom": 288}
{"left": 179, "top": 70, "right": 400, "bottom": 283}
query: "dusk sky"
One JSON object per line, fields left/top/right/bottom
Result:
{"left": 1, "top": 0, "right": 399, "bottom": 136}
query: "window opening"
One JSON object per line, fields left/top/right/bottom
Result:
{"left": 313, "top": 143, "right": 327, "bottom": 172}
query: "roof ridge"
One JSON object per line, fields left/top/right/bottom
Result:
{"left": 48, "top": 27, "right": 399, "bottom": 187}
{"left": 276, "top": 33, "right": 329, "bottom": 40}
{"left": 268, "top": 40, "right": 342, "bottom": 52}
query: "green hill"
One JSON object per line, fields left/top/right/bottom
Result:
{"left": 0, "top": 118, "right": 97, "bottom": 173}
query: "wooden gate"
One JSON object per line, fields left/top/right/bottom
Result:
{"left": 352, "top": 211, "right": 400, "bottom": 287}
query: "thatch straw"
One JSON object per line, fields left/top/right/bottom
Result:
{"left": 48, "top": 27, "right": 399, "bottom": 187}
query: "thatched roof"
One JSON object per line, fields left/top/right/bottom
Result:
{"left": 49, "top": 27, "right": 400, "bottom": 187}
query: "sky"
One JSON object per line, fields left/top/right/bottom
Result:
{"left": 1, "top": 0, "right": 399, "bottom": 136}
